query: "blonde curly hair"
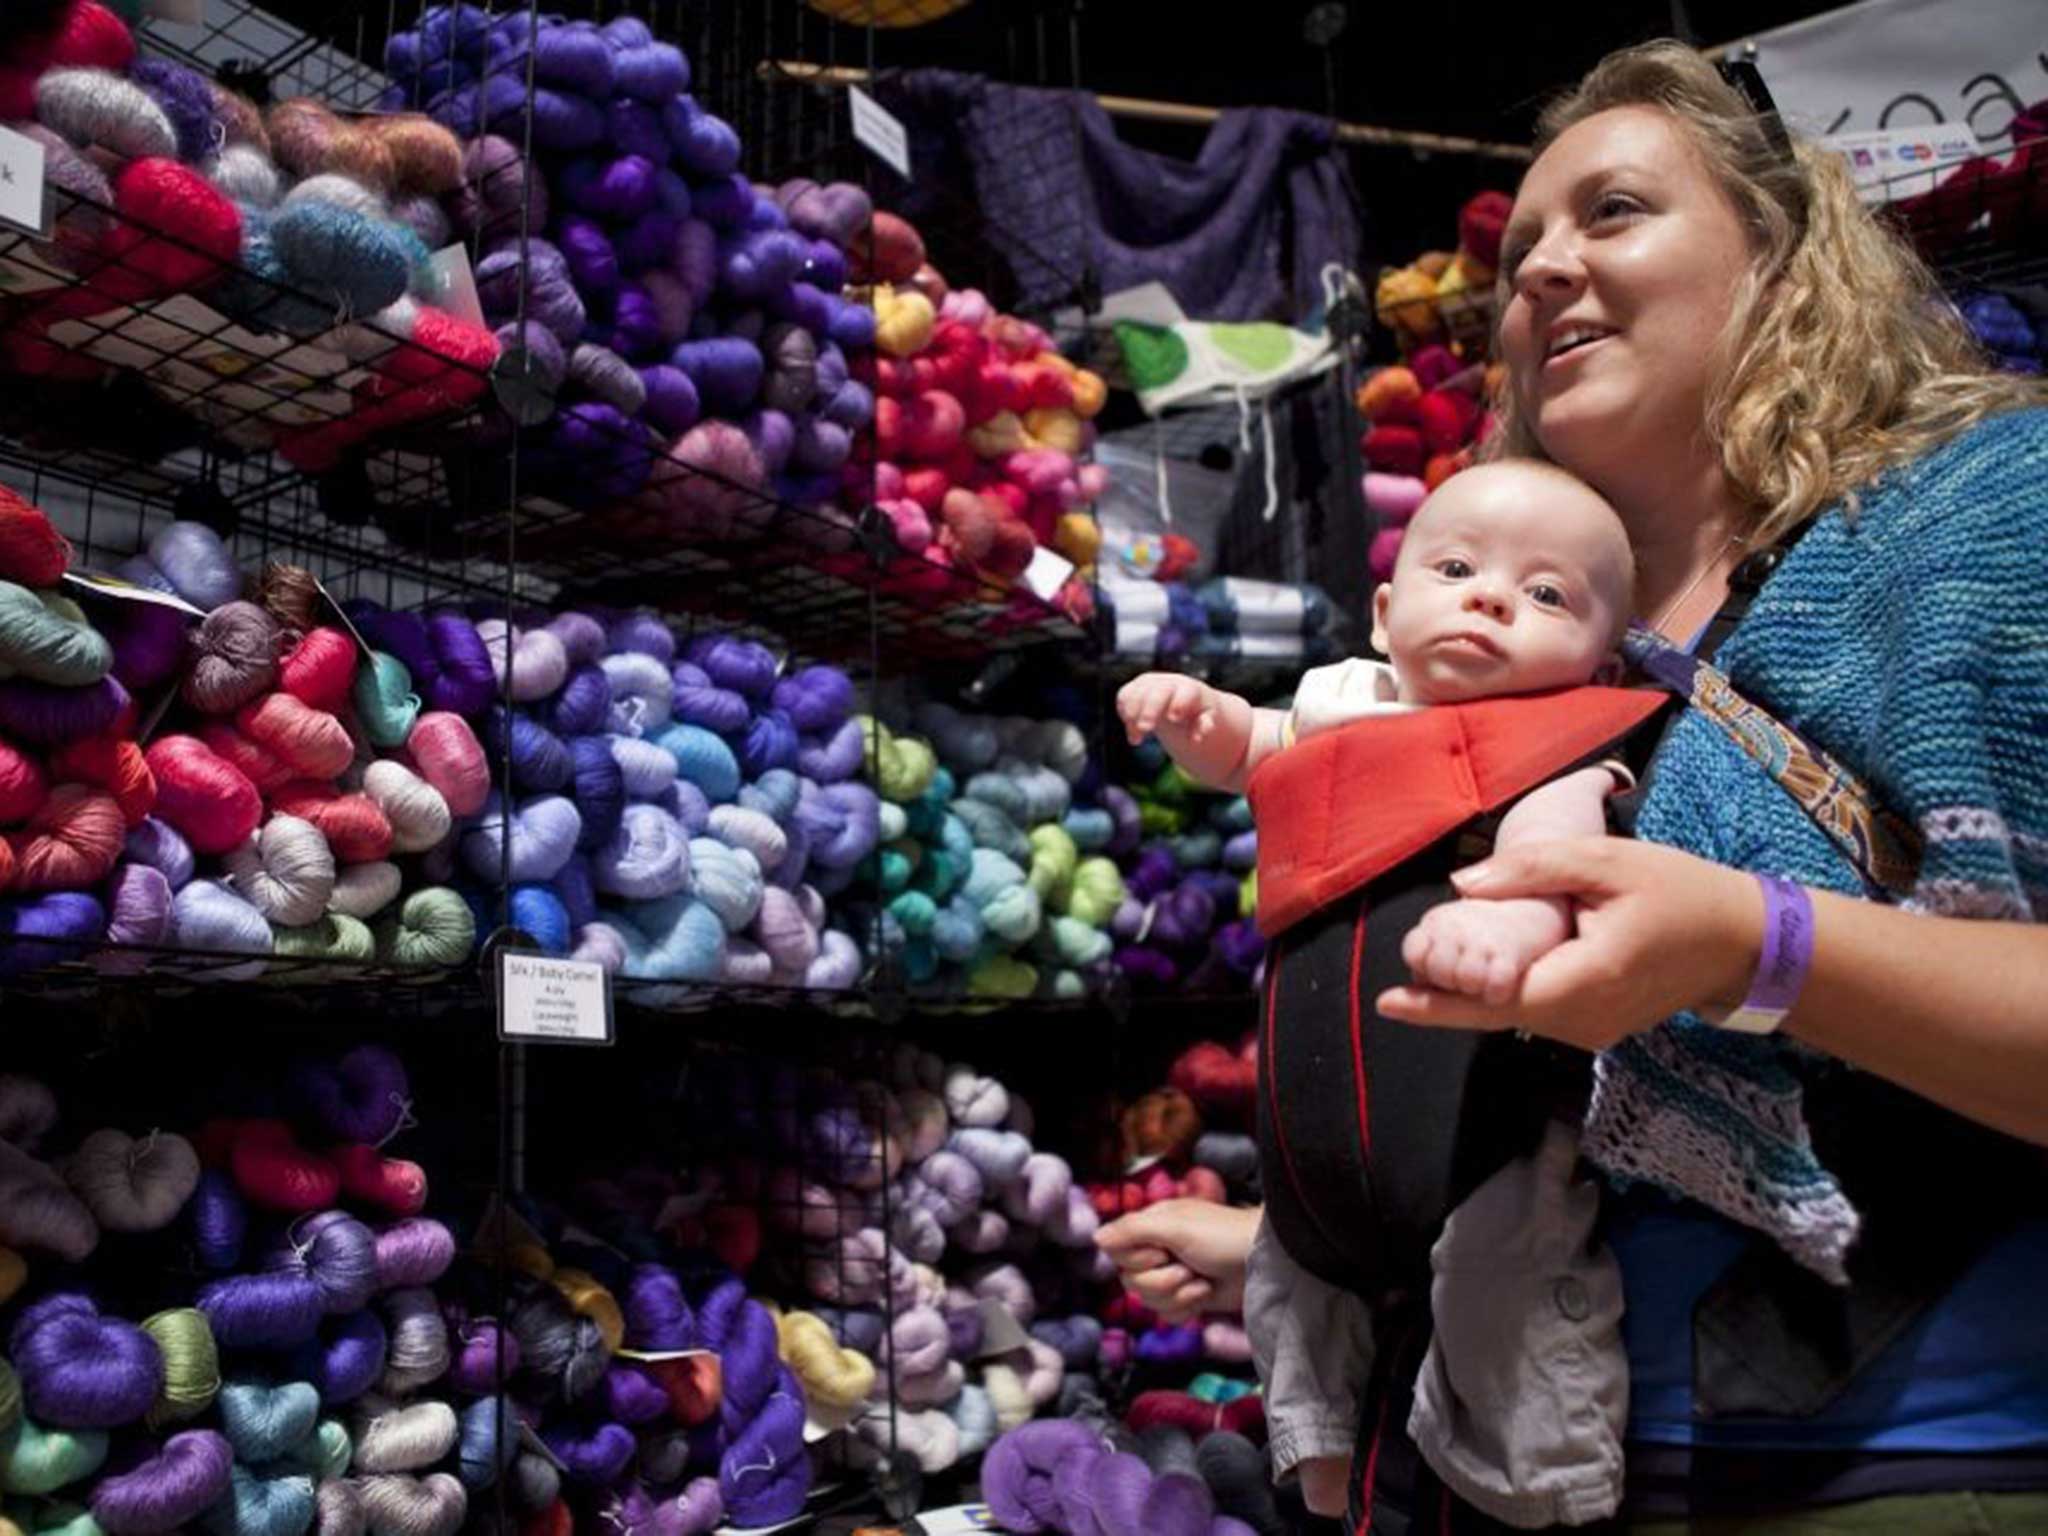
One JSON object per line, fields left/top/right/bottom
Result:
{"left": 1490, "top": 41, "right": 2046, "bottom": 545}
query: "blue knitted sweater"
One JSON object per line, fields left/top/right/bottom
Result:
{"left": 1587, "top": 407, "right": 2048, "bottom": 1282}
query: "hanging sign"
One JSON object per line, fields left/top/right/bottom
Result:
{"left": 497, "top": 950, "right": 614, "bottom": 1045}
{"left": 850, "top": 86, "right": 911, "bottom": 179}
{"left": 1744, "top": 0, "right": 2046, "bottom": 149}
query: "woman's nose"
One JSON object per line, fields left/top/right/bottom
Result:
{"left": 1514, "top": 229, "right": 1585, "bottom": 302}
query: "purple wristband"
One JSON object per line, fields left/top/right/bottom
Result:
{"left": 1715, "top": 874, "right": 1814, "bottom": 1034}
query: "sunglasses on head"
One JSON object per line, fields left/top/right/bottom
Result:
{"left": 1716, "top": 56, "right": 1797, "bottom": 165}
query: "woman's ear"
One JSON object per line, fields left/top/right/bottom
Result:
{"left": 1593, "top": 652, "right": 1627, "bottom": 686}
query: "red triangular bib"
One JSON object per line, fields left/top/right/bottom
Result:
{"left": 1248, "top": 686, "right": 1669, "bottom": 938}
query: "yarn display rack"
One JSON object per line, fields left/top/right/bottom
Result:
{"left": 1888, "top": 119, "right": 2048, "bottom": 292}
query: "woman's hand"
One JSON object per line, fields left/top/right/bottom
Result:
{"left": 1376, "top": 836, "right": 1761, "bottom": 1050}
{"left": 1095, "top": 1199, "right": 1260, "bottom": 1322}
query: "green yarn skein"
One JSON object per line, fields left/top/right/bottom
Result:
{"left": 140, "top": 1309, "right": 219, "bottom": 1427}
{"left": 1063, "top": 858, "right": 1125, "bottom": 929}
{"left": 0, "top": 584, "right": 112, "bottom": 687}
{"left": 375, "top": 888, "right": 476, "bottom": 968}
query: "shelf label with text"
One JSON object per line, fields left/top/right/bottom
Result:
{"left": 849, "top": 86, "right": 910, "bottom": 178}
{"left": 498, "top": 951, "right": 613, "bottom": 1045}
{"left": 0, "top": 124, "right": 47, "bottom": 238}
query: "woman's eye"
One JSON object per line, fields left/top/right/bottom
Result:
{"left": 1529, "top": 583, "right": 1567, "bottom": 608}
{"left": 1437, "top": 559, "right": 1473, "bottom": 579}
{"left": 1590, "top": 191, "right": 1643, "bottom": 222}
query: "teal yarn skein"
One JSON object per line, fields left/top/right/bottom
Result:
{"left": 216, "top": 1379, "right": 319, "bottom": 1464}
{"left": 199, "top": 1462, "right": 314, "bottom": 1536}
{"left": 352, "top": 653, "right": 420, "bottom": 749}
{"left": 0, "top": 1416, "right": 108, "bottom": 1495}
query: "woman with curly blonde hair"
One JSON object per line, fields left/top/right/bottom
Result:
{"left": 1104, "top": 39, "right": 2048, "bottom": 1534}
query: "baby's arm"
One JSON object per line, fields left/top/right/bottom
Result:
{"left": 1401, "top": 765, "right": 1617, "bottom": 1005}
{"left": 1116, "top": 673, "right": 1288, "bottom": 792}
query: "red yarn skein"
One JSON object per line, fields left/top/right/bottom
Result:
{"left": 278, "top": 628, "right": 359, "bottom": 713}
{"left": 520, "top": 1502, "right": 572, "bottom": 1536}
{"left": 1418, "top": 387, "right": 1482, "bottom": 457}
{"left": 47, "top": 738, "right": 155, "bottom": 828}
{"left": 1168, "top": 1037, "right": 1257, "bottom": 1125}
{"left": 0, "top": 1, "right": 135, "bottom": 120}
{"left": 1459, "top": 190, "right": 1514, "bottom": 273}
{"left": 235, "top": 694, "right": 353, "bottom": 782}
{"left": 0, "top": 487, "right": 71, "bottom": 586}
{"left": 0, "top": 738, "right": 51, "bottom": 824}
{"left": 45, "top": 159, "right": 240, "bottom": 323}
{"left": 6, "top": 783, "right": 123, "bottom": 891}
{"left": 195, "top": 723, "right": 293, "bottom": 795}
{"left": 333, "top": 1143, "right": 428, "bottom": 1217}
{"left": 145, "top": 735, "right": 262, "bottom": 856}
{"left": 229, "top": 1119, "right": 340, "bottom": 1212}
{"left": 1126, "top": 1389, "right": 1267, "bottom": 1445}
{"left": 268, "top": 781, "right": 394, "bottom": 864}
{"left": 646, "top": 1353, "right": 723, "bottom": 1427}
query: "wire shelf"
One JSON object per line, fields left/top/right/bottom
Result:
{"left": 1887, "top": 132, "right": 2048, "bottom": 293}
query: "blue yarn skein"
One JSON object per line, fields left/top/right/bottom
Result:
{"left": 687, "top": 837, "right": 763, "bottom": 932}
{"left": 653, "top": 724, "right": 739, "bottom": 804}
{"left": 610, "top": 895, "right": 724, "bottom": 981}
{"left": 268, "top": 198, "right": 413, "bottom": 320}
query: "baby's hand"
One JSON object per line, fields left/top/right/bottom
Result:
{"left": 1116, "top": 672, "right": 1218, "bottom": 746}
{"left": 1401, "top": 895, "right": 1572, "bottom": 1006}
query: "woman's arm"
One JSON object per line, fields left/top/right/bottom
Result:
{"left": 1377, "top": 837, "right": 2048, "bottom": 1147}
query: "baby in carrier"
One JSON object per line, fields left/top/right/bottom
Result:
{"left": 1118, "top": 459, "right": 1645, "bottom": 1525}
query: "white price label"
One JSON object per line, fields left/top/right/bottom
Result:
{"left": 849, "top": 85, "right": 910, "bottom": 179}
{"left": 498, "top": 951, "right": 613, "bottom": 1045}
{"left": 1020, "top": 544, "right": 1076, "bottom": 603}
{"left": 428, "top": 243, "right": 485, "bottom": 328}
{"left": 0, "top": 125, "right": 47, "bottom": 238}
{"left": 914, "top": 1507, "right": 1003, "bottom": 1535}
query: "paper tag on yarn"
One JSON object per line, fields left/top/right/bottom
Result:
{"left": 0, "top": 125, "right": 47, "bottom": 239}
{"left": 612, "top": 1347, "right": 716, "bottom": 1364}
{"left": 1020, "top": 545, "right": 1076, "bottom": 604}
{"left": 912, "top": 1506, "right": 1001, "bottom": 1534}
{"left": 62, "top": 568, "right": 206, "bottom": 617}
{"left": 498, "top": 951, "right": 613, "bottom": 1045}
{"left": 849, "top": 86, "right": 910, "bottom": 179}
{"left": 309, "top": 571, "right": 376, "bottom": 664}
{"left": 971, "top": 1297, "right": 1030, "bottom": 1360}
{"left": 428, "top": 244, "right": 485, "bottom": 329}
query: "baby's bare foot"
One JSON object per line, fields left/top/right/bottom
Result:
{"left": 1400, "top": 897, "right": 1571, "bottom": 1004}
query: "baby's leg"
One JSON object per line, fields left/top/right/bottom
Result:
{"left": 1298, "top": 1454, "right": 1353, "bottom": 1518}
{"left": 1401, "top": 894, "right": 1571, "bottom": 1006}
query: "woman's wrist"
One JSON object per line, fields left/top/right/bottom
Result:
{"left": 1703, "top": 865, "right": 1770, "bottom": 1018}
{"left": 1702, "top": 871, "right": 1819, "bottom": 1032}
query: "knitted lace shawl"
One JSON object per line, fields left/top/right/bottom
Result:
{"left": 1588, "top": 407, "right": 2048, "bottom": 1283}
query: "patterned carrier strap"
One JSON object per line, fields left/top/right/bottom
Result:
{"left": 1622, "top": 623, "right": 1924, "bottom": 898}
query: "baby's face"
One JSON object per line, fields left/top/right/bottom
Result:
{"left": 1372, "top": 464, "right": 1632, "bottom": 705}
